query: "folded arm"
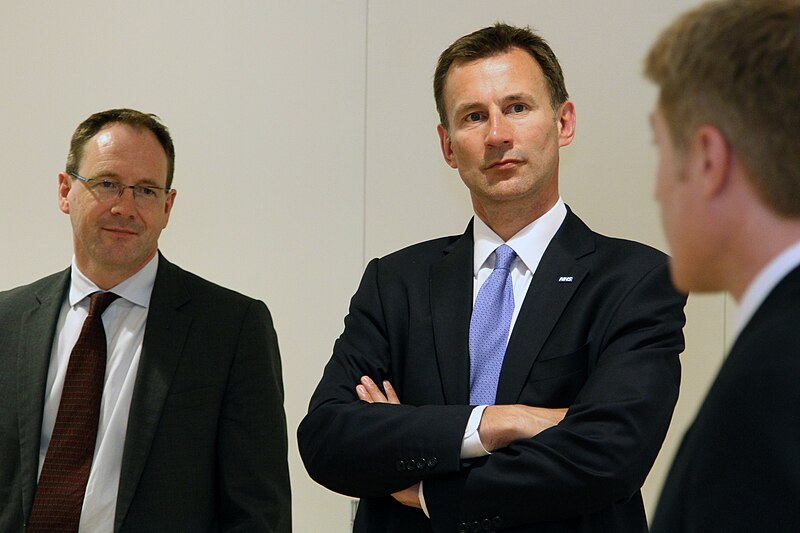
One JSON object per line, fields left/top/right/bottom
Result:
{"left": 422, "top": 261, "right": 686, "bottom": 529}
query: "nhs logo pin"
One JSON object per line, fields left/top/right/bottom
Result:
{"left": 558, "top": 276, "right": 574, "bottom": 283}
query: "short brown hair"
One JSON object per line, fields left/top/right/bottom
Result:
{"left": 66, "top": 108, "right": 176, "bottom": 189}
{"left": 434, "top": 22, "right": 568, "bottom": 130}
{"left": 645, "top": 0, "right": 800, "bottom": 216}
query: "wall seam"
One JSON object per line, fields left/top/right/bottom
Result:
{"left": 361, "top": 0, "right": 370, "bottom": 269}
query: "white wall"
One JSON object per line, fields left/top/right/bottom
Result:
{"left": 1, "top": 1, "right": 727, "bottom": 530}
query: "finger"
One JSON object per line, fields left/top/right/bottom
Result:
{"left": 383, "top": 380, "right": 401, "bottom": 404}
{"left": 356, "top": 384, "right": 372, "bottom": 403}
{"left": 360, "top": 375, "right": 388, "bottom": 403}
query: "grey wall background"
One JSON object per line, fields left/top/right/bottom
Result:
{"left": 2, "top": 2, "right": 734, "bottom": 530}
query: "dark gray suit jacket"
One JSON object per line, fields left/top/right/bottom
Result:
{"left": 0, "top": 253, "right": 291, "bottom": 532}
{"left": 651, "top": 265, "right": 800, "bottom": 532}
{"left": 298, "top": 210, "right": 686, "bottom": 532}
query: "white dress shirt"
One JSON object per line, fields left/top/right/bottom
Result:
{"left": 39, "top": 254, "right": 158, "bottom": 532}
{"left": 732, "top": 239, "right": 800, "bottom": 342}
{"left": 420, "top": 199, "right": 567, "bottom": 514}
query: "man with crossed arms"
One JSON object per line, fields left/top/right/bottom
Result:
{"left": 299, "top": 23, "right": 686, "bottom": 532}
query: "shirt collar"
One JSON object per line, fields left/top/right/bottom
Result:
{"left": 733, "top": 239, "right": 800, "bottom": 340}
{"left": 69, "top": 253, "right": 159, "bottom": 309}
{"left": 472, "top": 198, "right": 567, "bottom": 275}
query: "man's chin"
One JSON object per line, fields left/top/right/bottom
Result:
{"left": 668, "top": 264, "right": 692, "bottom": 296}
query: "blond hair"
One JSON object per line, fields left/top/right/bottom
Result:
{"left": 645, "top": 0, "right": 800, "bottom": 215}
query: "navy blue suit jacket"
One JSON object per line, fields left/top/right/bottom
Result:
{"left": 299, "top": 210, "right": 686, "bottom": 532}
{"left": 652, "top": 265, "right": 800, "bottom": 532}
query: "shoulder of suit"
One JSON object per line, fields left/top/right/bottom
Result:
{"left": 588, "top": 231, "right": 669, "bottom": 267}
{"left": 0, "top": 268, "right": 69, "bottom": 303}
{"left": 370, "top": 233, "right": 465, "bottom": 265}
{"left": 157, "top": 257, "right": 263, "bottom": 307}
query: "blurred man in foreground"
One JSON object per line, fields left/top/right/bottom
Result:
{"left": 646, "top": 1, "right": 800, "bottom": 530}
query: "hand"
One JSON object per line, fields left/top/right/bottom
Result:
{"left": 391, "top": 482, "right": 422, "bottom": 509}
{"left": 354, "top": 378, "right": 421, "bottom": 509}
{"left": 478, "top": 405, "right": 568, "bottom": 452}
{"left": 355, "top": 375, "right": 400, "bottom": 404}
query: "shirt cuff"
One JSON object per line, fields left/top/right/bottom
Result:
{"left": 420, "top": 406, "right": 489, "bottom": 518}
{"left": 461, "top": 405, "right": 491, "bottom": 458}
{"left": 419, "top": 481, "right": 429, "bottom": 517}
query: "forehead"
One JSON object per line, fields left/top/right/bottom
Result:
{"left": 81, "top": 123, "right": 168, "bottom": 181}
{"left": 443, "top": 48, "right": 547, "bottom": 107}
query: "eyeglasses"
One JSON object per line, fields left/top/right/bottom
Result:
{"left": 68, "top": 171, "right": 170, "bottom": 205}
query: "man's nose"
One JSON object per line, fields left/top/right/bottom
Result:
{"left": 110, "top": 185, "right": 137, "bottom": 216}
{"left": 486, "top": 112, "right": 513, "bottom": 147}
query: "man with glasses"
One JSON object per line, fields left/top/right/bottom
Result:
{"left": 0, "top": 108, "right": 291, "bottom": 532}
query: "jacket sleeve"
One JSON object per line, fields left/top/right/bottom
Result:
{"left": 298, "top": 258, "right": 473, "bottom": 498}
{"left": 217, "top": 299, "right": 292, "bottom": 532}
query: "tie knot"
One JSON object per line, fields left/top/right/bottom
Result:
{"left": 87, "top": 291, "right": 120, "bottom": 317}
{"left": 493, "top": 244, "right": 516, "bottom": 271}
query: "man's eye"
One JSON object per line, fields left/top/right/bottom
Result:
{"left": 510, "top": 104, "right": 526, "bottom": 113}
{"left": 467, "top": 112, "right": 482, "bottom": 122}
{"left": 98, "top": 180, "right": 119, "bottom": 190}
{"left": 136, "top": 187, "right": 157, "bottom": 197}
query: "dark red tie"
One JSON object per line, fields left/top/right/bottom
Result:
{"left": 28, "top": 291, "right": 119, "bottom": 532}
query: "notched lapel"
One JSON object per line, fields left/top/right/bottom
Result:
{"left": 114, "top": 256, "right": 192, "bottom": 532}
{"left": 17, "top": 270, "right": 70, "bottom": 516}
{"left": 430, "top": 228, "right": 474, "bottom": 405}
{"left": 496, "top": 211, "right": 594, "bottom": 404}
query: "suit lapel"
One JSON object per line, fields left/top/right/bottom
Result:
{"left": 430, "top": 224, "right": 474, "bottom": 405}
{"left": 17, "top": 269, "right": 70, "bottom": 516}
{"left": 495, "top": 210, "right": 594, "bottom": 404}
{"left": 115, "top": 254, "right": 192, "bottom": 531}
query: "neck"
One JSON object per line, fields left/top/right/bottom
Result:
{"left": 474, "top": 196, "right": 558, "bottom": 241}
{"left": 75, "top": 251, "right": 157, "bottom": 291}
{"left": 724, "top": 209, "right": 800, "bottom": 301}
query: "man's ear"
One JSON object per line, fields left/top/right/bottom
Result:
{"left": 161, "top": 189, "right": 177, "bottom": 229}
{"left": 691, "top": 125, "right": 732, "bottom": 198}
{"left": 57, "top": 171, "right": 72, "bottom": 214}
{"left": 437, "top": 124, "right": 458, "bottom": 169}
{"left": 557, "top": 101, "right": 576, "bottom": 148}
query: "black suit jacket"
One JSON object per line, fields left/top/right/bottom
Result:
{"left": 651, "top": 265, "right": 800, "bottom": 532}
{"left": 298, "top": 210, "right": 686, "bottom": 532}
{"left": 0, "top": 253, "right": 291, "bottom": 532}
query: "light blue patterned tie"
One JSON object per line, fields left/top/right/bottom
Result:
{"left": 469, "top": 244, "right": 516, "bottom": 405}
